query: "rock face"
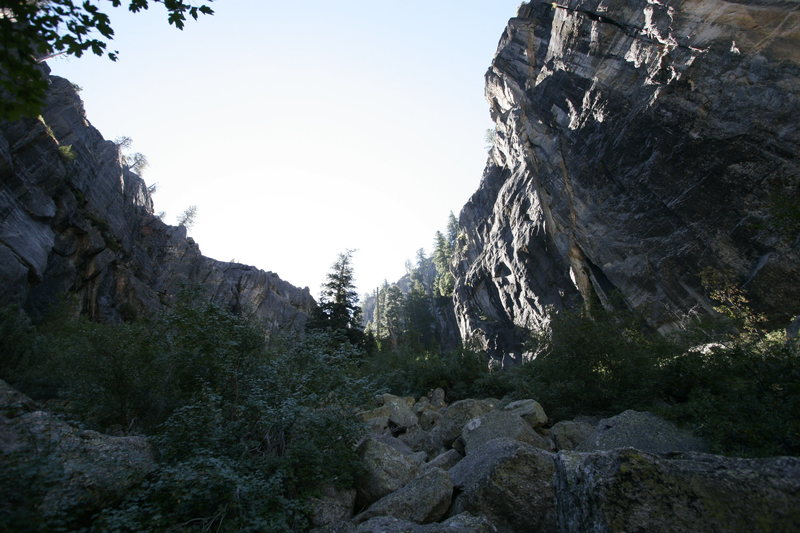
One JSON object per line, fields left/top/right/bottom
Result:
{"left": 0, "top": 68, "right": 315, "bottom": 329}
{"left": 0, "top": 379, "right": 156, "bottom": 524}
{"left": 454, "top": 0, "right": 800, "bottom": 356}
{"left": 316, "top": 391, "right": 799, "bottom": 532}
{"left": 555, "top": 448, "right": 800, "bottom": 533}
{"left": 575, "top": 410, "right": 708, "bottom": 453}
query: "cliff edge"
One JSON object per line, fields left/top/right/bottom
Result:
{"left": 0, "top": 68, "right": 315, "bottom": 329}
{"left": 454, "top": 0, "right": 800, "bottom": 356}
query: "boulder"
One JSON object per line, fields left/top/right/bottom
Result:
{"left": 449, "top": 438, "right": 557, "bottom": 533}
{"left": 0, "top": 379, "right": 156, "bottom": 521}
{"left": 429, "top": 399, "right": 496, "bottom": 452}
{"left": 550, "top": 419, "right": 595, "bottom": 451}
{"left": 421, "top": 513, "right": 497, "bottom": 533}
{"left": 413, "top": 396, "right": 431, "bottom": 414}
{"left": 354, "top": 513, "right": 496, "bottom": 533}
{"left": 356, "top": 437, "right": 420, "bottom": 506}
{"left": 502, "top": 399, "right": 547, "bottom": 428}
{"left": 355, "top": 467, "right": 453, "bottom": 524}
{"left": 429, "top": 388, "right": 446, "bottom": 409}
{"left": 309, "top": 486, "right": 357, "bottom": 528}
{"left": 418, "top": 409, "right": 442, "bottom": 432}
{"left": 555, "top": 448, "right": 800, "bottom": 533}
{"left": 575, "top": 410, "right": 707, "bottom": 453}
{"left": 356, "top": 516, "right": 417, "bottom": 533}
{"left": 460, "top": 410, "right": 552, "bottom": 455}
{"left": 425, "top": 449, "right": 463, "bottom": 472}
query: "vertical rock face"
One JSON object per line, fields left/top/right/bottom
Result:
{"left": 454, "top": 0, "right": 800, "bottom": 355}
{"left": 0, "top": 69, "right": 315, "bottom": 329}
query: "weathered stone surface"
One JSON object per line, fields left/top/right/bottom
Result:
{"left": 356, "top": 516, "right": 417, "bottom": 533}
{"left": 460, "top": 410, "right": 552, "bottom": 455}
{"left": 429, "top": 399, "right": 497, "bottom": 452}
{"left": 356, "top": 437, "right": 420, "bottom": 507}
{"left": 454, "top": 0, "right": 800, "bottom": 356}
{"left": 0, "top": 69, "right": 314, "bottom": 329}
{"left": 354, "top": 513, "right": 497, "bottom": 533}
{"left": 398, "top": 426, "right": 432, "bottom": 459}
{"left": 550, "top": 419, "right": 595, "bottom": 451}
{"left": 425, "top": 449, "right": 463, "bottom": 471}
{"left": 0, "top": 379, "right": 155, "bottom": 520}
{"left": 355, "top": 468, "right": 453, "bottom": 524}
{"left": 502, "top": 399, "right": 548, "bottom": 428}
{"left": 384, "top": 394, "right": 419, "bottom": 431}
{"left": 449, "top": 438, "right": 557, "bottom": 533}
{"left": 429, "top": 388, "right": 447, "bottom": 409}
{"left": 419, "top": 408, "right": 442, "bottom": 432}
{"left": 575, "top": 410, "right": 707, "bottom": 453}
{"left": 422, "top": 513, "right": 498, "bottom": 533}
{"left": 309, "top": 486, "right": 357, "bottom": 528}
{"left": 555, "top": 448, "right": 800, "bottom": 533}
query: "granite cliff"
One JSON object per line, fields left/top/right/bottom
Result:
{"left": 454, "top": 0, "right": 800, "bottom": 357}
{"left": 0, "top": 68, "right": 315, "bottom": 329}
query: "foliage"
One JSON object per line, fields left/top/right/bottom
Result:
{"left": 114, "top": 136, "right": 149, "bottom": 174}
{"left": 0, "top": 295, "right": 372, "bottom": 530}
{"left": 484, "top": 128, "right": 497, "bottom": 152}
{"left": 0, "top": 0, "right": 214, "bottom": 120}
{"left": 309, "top": 250, "right": 364, "bottom": 347}
{"left": 516, "top": 308, "right": 679, "bottom": 420}
{"left": 0, "top": 451, "right": 68, "bottom": 533}
{"left": 497, "top": 284, "right": 800, "bottom": 457}
{"left": 58, "top": 144, "right": 76, "bottom": 161}
{"left": 176, "top": 204, "right": 198, "bottom": 229}
{"left": 363, "top": 346, "right": 512, "bottom": 402}
{"left": 366, "top": 214, "right": 460, "bottom": 353}
{"left": 432, "top": 219, "right": 457, "bottom": 298}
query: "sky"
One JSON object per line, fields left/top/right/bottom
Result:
{"left": 49, "top": 0, "right": 522, "bottom": 298}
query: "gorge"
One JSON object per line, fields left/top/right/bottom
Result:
{"left": 1, "top": 0, "right": 799, "bottom": 531}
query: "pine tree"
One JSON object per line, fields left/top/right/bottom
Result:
{"left": 312, "top": 250, "right": 363, "bottom": 344}
{"left": 433, "top": 214, "right": 458, "bottom": 297}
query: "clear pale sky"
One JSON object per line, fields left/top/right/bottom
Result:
{"left": 49, "top": 0, "right": 522, "bottom": 298}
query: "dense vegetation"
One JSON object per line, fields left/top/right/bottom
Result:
{"left": 0, "top": 293, "right": 371, "bottom": 532}
{"left": 0, "top": 257, "right": 798, "bottom": 530}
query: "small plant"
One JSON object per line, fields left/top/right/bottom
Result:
{"left": 176, "top": 205, "right": 198, "bottom": 229}
{"left": 58, "top": 144, "right": 76, "bottom": 161}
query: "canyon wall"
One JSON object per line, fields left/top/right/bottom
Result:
{"left": 454, "top": 0, "right": 800, "bottom": 357}
{"left": 0, "top": 69, "right": 315, "bottom": 330}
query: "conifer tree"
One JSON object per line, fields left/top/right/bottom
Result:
{"left": 433, "top": 213, "right": 458, "bottom": 297}
{"left": 311, "top": 250, "right": 363, "bottom": 345}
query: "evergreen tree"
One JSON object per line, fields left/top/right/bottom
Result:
{"left": 311, "top": 250, "right": 363, "bottom": 344}
{"left": 382, "top": 284, "right": 405, "bottom": 349}
{"left": 433, "top": 212, "right": 459, "bottom": 297}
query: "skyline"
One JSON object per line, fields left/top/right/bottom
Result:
{"left": 48, "top": 1, "right": 523, "bottom": 298}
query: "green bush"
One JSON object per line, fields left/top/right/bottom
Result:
{"left": 518, "top": 308, "right": 681, "bottom": 420}
{"left": 0, "top": 297, "right": 372, "bottom": 531}
{"left": 661, "top": 334, "right": 800, "bottom": 457}
{"left": 499, "top": 302, "right": 800, "bottom": 457}
{"left": 362, "top": 346, "right": 513, "bottom": 401}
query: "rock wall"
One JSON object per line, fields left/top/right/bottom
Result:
{"left": 454, "top": 0, "right": 800, "bottom": 355}
{"left": 0, "top": 68, "right": 315, "bottom": 329}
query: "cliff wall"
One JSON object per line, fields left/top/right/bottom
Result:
{"left": 0, "top": 69, "right": 315, "bottom": 330}
{"left": 454, "top": 0, "right": 800, "bottom": 356}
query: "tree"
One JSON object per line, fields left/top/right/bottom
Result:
{"left": 0, "top": 0, "right": 215, "bottom": 120}
{"left": 312, "top": 250, "right": 363, "bottom": 344}
{"left": 177, "top": 205, "right": 197, "bottom": 229}
{"left": 115, "top": 136, "right": 148, "bottom": 174}
{"left": 433, "top": 213, "right": 458, "bottom": 297}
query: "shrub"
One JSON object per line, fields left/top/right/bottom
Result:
{"left": 0, "top": 297, "right": 372, "bottom": 530}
